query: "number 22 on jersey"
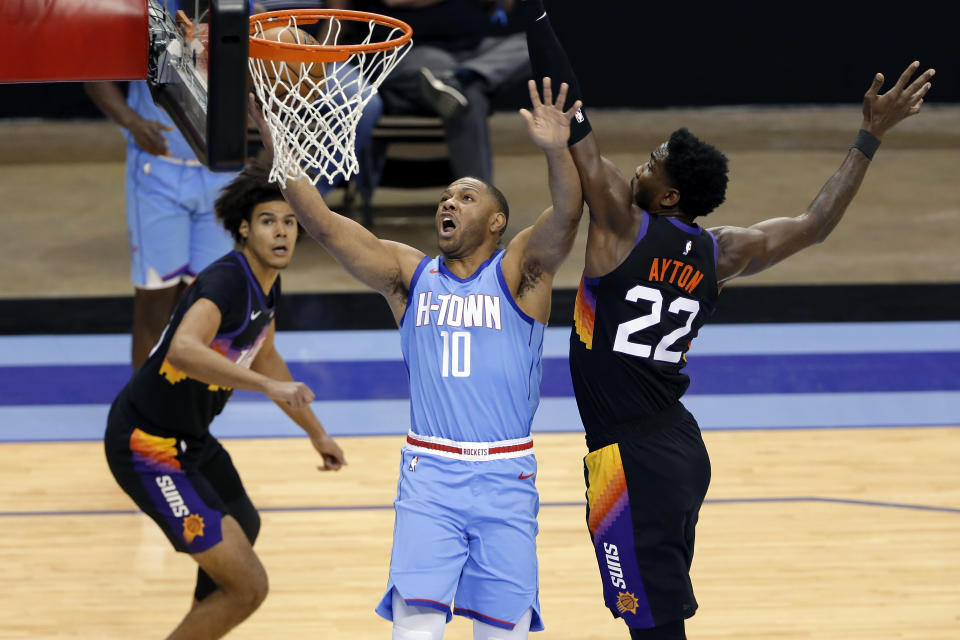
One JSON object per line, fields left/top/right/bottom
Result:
{"left": 612, "top": 284, "right": 700, "bottom": 363}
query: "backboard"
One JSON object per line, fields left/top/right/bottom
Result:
{"left": 148, "top": 0, "right": 249, "bottom": 170}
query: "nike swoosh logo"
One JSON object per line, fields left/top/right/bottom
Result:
{"left": 429, "top": 269, "right": 439, "bottom": 273}
{"left": 518, "top": 472, "right": 535, "bottom": 480}
{"left": 250, "top": 310, "right": 262, "bottom": 321}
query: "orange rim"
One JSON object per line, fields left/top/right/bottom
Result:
{"left": 249, "top": 9, "right": 412, "bottom": 64}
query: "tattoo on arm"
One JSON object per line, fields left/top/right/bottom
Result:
{"left": 807, "top": 149, "right": 871, "bottom": 243}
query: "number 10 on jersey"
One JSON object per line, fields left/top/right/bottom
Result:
{"left": 440, "top": 330, "right": 471, "bottom": 377}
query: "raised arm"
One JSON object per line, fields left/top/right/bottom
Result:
{"left": 248, "top": 96, "right": 424, "bottom": 322}
{"left": 250, "top": 323, "right": 346, "bottom": 470}
{"left": 522, "top": 1, "right": 634, "bottom": 234}
{"left": 712, "top": 61, "right": 935, "bottom": 283}
{"left": 502, "top": 77, "right": 584, "bottom": 322}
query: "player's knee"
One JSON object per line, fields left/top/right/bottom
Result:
{"left": 391, "top": 589, "right": 445, "bottom": 640}
{"left": 235, "top": 566, "right": 269, "bottom": 613}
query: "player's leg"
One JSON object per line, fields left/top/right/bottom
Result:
{"left": 391, "top": 589, "right": 447, "bottom": 640}
{"left": 583, "top": 410, "right": 710, "bottom": 639}
{"left": 167, "top": 515, "right": 268, "bottom": 640}
{"left": 628, "top": 620, "right": 686, "bottom": 639}
{"left": 104, "top": 406, "right": 266, "bottom": 638}
{"left": 191, "top": 437, "right": 262, "bottom": 604}
{"left": 455, "top": 457, "right": 543, "bottom": 635}
{"left": 125, "top": 148, "right": 192, "bottom": 368}
{"left": 375, "top": 451, "right": 468, "bottom": 633}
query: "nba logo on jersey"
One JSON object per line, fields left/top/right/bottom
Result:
{"left": 683, "top": 240, "right": 693, "bottom": 256}
{"left": 409, "top": 456, "right": 419, "bottom": 471}
{"left": 575, "top": 108, "right": 585, "bottom": 123}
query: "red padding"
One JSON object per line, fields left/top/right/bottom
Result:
{"left": 0, "top": 0, "right": 148, "bottom": 83}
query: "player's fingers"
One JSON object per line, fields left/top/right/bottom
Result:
{"left": 892, "top": 60, "right": 920, "bottom": 92}
{"left": 555, "top": 82, "right": 569, "bottom": 109}
{"left": 564, "top": 99, "right": 583, "bottom": 120}
{"left": 519, "top": 108, "right": 534, "bottom": 127}
{"left": 526, "top": 79, "right": 542, "bottom": 107}
{"left": 905, "top": 68, "right": 935, "bottom": 96}
{"left": 864, "top": 72, "right": 883, "bottom": 99}
{"left": 910, "top": 81, "right": 933, "bottom": 103}
{"left": 542, "top": 76, "right": 553, "bottom": 106}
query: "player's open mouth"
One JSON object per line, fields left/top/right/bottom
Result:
{"left": 439, "top": 214, "right": 457, "bottom": 235}
{"left": 272, "top": 246, "right": 289, "bottom": 256}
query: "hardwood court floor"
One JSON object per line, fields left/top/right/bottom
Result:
{"left": 2, "top": 427, "right": 958, "bottom": 638}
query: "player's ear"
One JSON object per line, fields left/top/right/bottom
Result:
{"left": 661, "top": 187, "right": 680, "bottom": 209}
{"left": 239, "top": 219, "right": 250, "bottom": 241}
{"left": 490, "top": 211, "right": 507, "bottom": 235}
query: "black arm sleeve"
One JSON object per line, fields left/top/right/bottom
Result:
{"left": 521, "top": 0, "right": 592, "bottom": 145}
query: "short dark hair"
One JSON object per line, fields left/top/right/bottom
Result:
{"left": 663, "top": 128, "right": 729, "bottom": 218}
{"left": 472, "top": 177, "right": 510, "bottom": 235}
{"left": 214, "top": 160, "right": 285, "bottom": 244}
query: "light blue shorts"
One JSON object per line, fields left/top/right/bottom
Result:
{"left": 375, "top": 447, "right": 545, "bottom": 632}
{"left": 125, "top": 146, "right": 236, "bottom": 289}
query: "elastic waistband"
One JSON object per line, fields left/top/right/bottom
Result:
{"left": 585, "top": 401, "right": 692, "bottom": 451}
{"left": 405, "top": 431, "right": 533, "bottom": 461}
{"left": 154, "top": 154, "right": 203, "bottom": 167}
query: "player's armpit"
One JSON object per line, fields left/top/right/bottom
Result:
{"left": 712, "top": 214, "right": 820, "bottom": 283}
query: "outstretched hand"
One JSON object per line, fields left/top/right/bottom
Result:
{"left": 861, "top": 61, "right": 934, "bottom": 139}
{"left": 520, "top": 77, "right": 583, "bottom": 150}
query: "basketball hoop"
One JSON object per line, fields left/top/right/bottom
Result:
{"left": 249, "top": 9, "right": 412, "bottom": 187}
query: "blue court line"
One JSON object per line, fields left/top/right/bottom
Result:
{"left": 2, "top": 351, "right": 959, "bottom": 406}
{"left": 4, "top": 322, "right": 960, "bottom": 366}
{"left": 2, "top": 496, "right": 958, "bottom": 518}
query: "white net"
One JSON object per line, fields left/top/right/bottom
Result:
{"left": 249, "top": 12, "right": 411, "bottom": 187}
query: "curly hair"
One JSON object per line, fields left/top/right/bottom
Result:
{"left": 663, "top": 128, "right": 729, "bottom": 218}
{"left": 214, "top": 160, "right": 285, "bottom": 245}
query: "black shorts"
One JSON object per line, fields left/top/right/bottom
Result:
{"left": 583, "top": 403, "right": 711, "bottom": 628}
{"left": 104, "top": 395, "right": 251, "bottom": 554}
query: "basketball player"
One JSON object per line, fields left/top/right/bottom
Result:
{"left": 85, "top": 80, "right": 239, "bottom": 369}
{"left": 521, "top": 2, "right": 935, "bottom": 638}
{"left": 249, "top": 77, "right": 583, "bottom": 638}
{"left": 103, "top": 161, "right": 346, "bottom": 640}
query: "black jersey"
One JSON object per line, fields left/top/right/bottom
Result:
{"left": 569, "top": 212, "right": 719, "bottom": 447}
{"left": 121, "top": 251, "right": 278, "bottom": 438}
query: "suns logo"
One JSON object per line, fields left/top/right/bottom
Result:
{"left": 182, "top": 514, "right": 205, "bottom": 544}
{"left": 616, "top": 591, "right": 639, "bottom": 615}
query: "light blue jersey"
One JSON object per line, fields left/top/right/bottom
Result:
{"left": 378, "top": 249, "right": 547, "bottom": 632}
{"left": 400, "top": 251, "right": 545, "bottom": 443}
{"left": 126, "top": 81, "right": 198, "bottom": 161}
